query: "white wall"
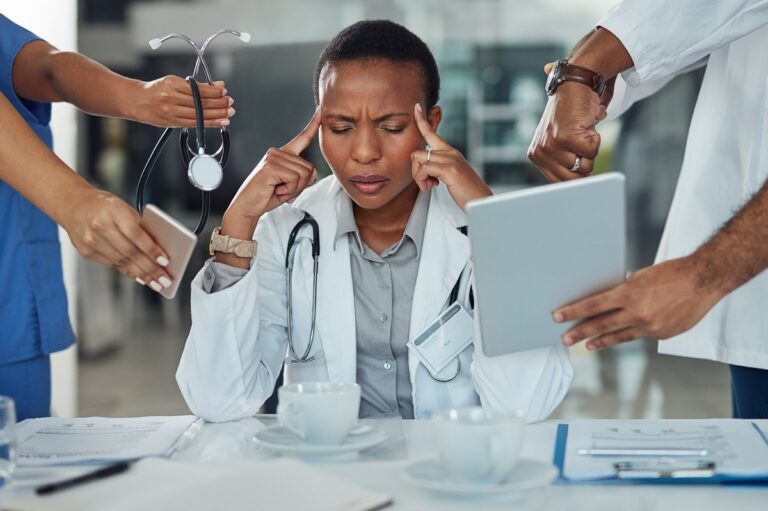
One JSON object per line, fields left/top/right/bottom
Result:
{"left": 3, "top": 1, "right": 79, "bottom": 417}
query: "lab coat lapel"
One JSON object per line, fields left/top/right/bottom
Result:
{"left": 409, "top": 186, "right": 470, "bottom": 338}
{"left": 293, "top": 179, "right": 357, "bottom": 384}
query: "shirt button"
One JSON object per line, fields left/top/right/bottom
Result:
{"left": 383, "top": 361, "right": 392, "bottom": 370}
{"left": 380, "top": 313, "right": 389, "bottom": 322}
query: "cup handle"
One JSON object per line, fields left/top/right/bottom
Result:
{"left": 277, "top": 402, "right": 305, "bottom": 440}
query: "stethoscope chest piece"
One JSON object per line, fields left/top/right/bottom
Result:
{"left": 188, "top": 152, "right": 224, "bottom": 192}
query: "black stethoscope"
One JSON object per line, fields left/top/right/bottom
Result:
{"left": 285, "top": 212, "right": 472, "bottom": 383}
{"left": 135, "top": 30, "right": 250, "bottom": 235}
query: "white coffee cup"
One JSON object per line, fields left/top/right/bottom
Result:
{"left": 432, "top": 407, "right": 525, "bottom": 484}
{"left": 277, "top": 382, "right": 361, "bottom": 445}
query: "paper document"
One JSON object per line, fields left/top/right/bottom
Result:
{"left": 7, "top": 458, "right": 392, "bottom": 511}
{"left": 565, "top": 420, "right": 768, "bottom": 481}
{"left": 15, "top": 416, "right": 201, "bottom": 466}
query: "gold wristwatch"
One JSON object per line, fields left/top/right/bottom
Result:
{"left": 209, "top": 226, "right": 257, "bottom": 258}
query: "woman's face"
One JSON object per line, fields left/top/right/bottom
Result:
{"left": 317, "top": 60, "right": 441, "bottom": 211}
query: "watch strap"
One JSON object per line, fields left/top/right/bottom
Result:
{"left": 547, "top": 60, "right": 606, "bottom": 97}
{"left": 209, "top": 226, "right": 257, "bottom": 258}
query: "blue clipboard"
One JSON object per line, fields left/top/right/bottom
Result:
{"left": 553, "top": 422, "right": 768, "bottom": 485}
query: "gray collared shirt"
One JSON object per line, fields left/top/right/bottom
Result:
{"left": 202, "top": 190, "right": 430, "bottom": 419}
{"left": 335, "top": 191, "right": 429, "bottom": 420}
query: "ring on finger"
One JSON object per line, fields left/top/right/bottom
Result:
{"left": 426, "top": 144, "right": 432, "bottom": 162}
{"left": 569, "top": 155, "right": 582, "bottom": 173}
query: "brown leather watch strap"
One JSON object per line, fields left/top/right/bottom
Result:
{"left": 546, "top": 60, "right": 607, "bottom": 97}
{"left": 563, "top": 64, "right": 603, "bottom": 91}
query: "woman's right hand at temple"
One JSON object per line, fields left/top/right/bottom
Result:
{"left": 222, "top": 107, "right": 321, "bottom": 237}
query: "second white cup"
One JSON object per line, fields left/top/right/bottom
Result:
{"left": 277, "top": 382, "right": 361, "bottom": 445}
{"left": 432, "top": 407, "right": 525, "bottom": 484}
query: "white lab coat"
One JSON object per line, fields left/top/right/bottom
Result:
{"left": 601, "top": 0, "right": 768, "bottom": 369}
{"left": 176, "top": 176, "right": 573, "bottom": 422}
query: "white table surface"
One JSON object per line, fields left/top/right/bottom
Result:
{"left": 170, "top": 416, "right": 768, "bottom": 511}
{"left": 5, "top": 417, "right": 767, "bottom": 511}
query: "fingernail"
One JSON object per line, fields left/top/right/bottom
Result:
{"left": 586, "top": 343, "right": 595, "bottom": 352}
{"left": 553, "top": 312, "right": 563, "bottom": 322}
{"left": 222, "top": 88, "right": 227, "bottom": 96}
{"left": 220, "top": 119, "right": 231, "bottom": 127}
{"left": 228, "top": 107, "right": 236, "bottom": 116}
{"left": 156, "top": 256, "right": 169, "bottom": 267}
{"left": 159, "top": 276, "right": 172, "bottom": 288}
{"left": 149, "top": 281, "right": 163, "bottom": 292}
{"left": 135, "top": 277, "right": 146, "bottom": 286}
{"left": 228, "top": 97, "right": 234, "bottom": 106}
{"left": 563, "top": 335, "right": 573, "bottom": 346}
{"left": 415, "top": 103, "right": 423, "bottom": 113}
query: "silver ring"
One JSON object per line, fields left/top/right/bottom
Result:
{"left": 569, "top": 156, "right": 582, "bottom": 173}
{"left": 426, "top": 144, "right": 432, "bottom": 162}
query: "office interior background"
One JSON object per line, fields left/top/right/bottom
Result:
{"left": 5, "top": 0, "right": 727, "bottom": 419}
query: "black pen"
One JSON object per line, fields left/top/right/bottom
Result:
{"left": 36, "top": 461, "right": 132, "bottom": 496}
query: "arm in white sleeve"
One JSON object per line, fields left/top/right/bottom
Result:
{"left": 200, "top": 260, "right": 249, "bottom": 293}
{"left": 176, "top": 215, "right": 288, "bottom": 422}
{"left": 600, "top": 0, "right": 768, "bottom": 86}
{"left": 469, "top": 302, "right": 574, "bottom": 423}
{"left": 607, "top": 59, "right": 707, "bottom": 119}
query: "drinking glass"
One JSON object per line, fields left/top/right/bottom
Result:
{"left": 0, "top": 396, "right": 17, "bottom": 490}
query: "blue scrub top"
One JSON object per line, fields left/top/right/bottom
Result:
{"left": 0, "top": 14, "right": 75, "bottom": 365}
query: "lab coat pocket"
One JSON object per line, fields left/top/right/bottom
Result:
{"left": 283, "top": 350, "right": 330, "bottom": 383}
{"left": 444, "top": 343, "right": 481, "bottom": 408}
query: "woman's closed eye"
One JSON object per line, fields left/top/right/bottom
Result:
{"left": 328, "top": 124, "right": 353, "bottom": 134}
{"left": 380, "top": 124, "right": 406, "bottom": 133}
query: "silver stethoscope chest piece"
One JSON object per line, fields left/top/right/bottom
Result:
{"left": 188, "top": 152, "right": 224, "bottom": 191}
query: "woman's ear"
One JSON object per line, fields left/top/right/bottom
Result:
{"left": 428, "top": 105, "right": 443, "bottom": 133}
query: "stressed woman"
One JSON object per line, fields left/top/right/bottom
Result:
{"left": 176, "top": 20, "right": 573, "bottom": 422}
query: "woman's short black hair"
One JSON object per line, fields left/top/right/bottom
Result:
{"left": 313, "top": 19, "right": 440, "bottom": 108}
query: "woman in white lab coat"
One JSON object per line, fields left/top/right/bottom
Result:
{"left": 176, "top": 20, "right": 573, "bottom": 423}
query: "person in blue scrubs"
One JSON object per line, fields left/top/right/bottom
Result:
{"left": 0, "top": 14, "right": 235, "bottom": 420}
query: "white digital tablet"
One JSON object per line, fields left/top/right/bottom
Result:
{"left": 466, "top": 173, "right": 626, "bottom": 356}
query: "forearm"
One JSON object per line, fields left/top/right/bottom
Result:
{"left": 45, "top": 51, "right": 142, "bottom": 119}
{"left": 0, "top": 92, "right": 93, "bottom": 226}
{"left": 692, "top": 178, "right": 768, "bottom": 298}
{"left": 568, "top": 27, "right": 634, "bottom": 79}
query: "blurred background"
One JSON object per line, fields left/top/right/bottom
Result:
{"left": 6, "top": 0, "right": 728, "bottom": 420}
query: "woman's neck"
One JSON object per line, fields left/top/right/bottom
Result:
{"left": 353, "top": 181, "right": 420, "bottom": 253}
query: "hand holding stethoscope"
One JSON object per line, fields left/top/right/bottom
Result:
{"left": 410, "top": 103, "right": 492, "bottom": 211}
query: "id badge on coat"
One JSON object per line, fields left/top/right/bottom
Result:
{"left": 408, "top": 302, "right": 474, "bottom": 378}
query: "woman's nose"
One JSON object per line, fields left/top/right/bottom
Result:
{"left": 351, "top": 128, "right": 381, "bottom": 165}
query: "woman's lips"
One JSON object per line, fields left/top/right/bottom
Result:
{"left": 349, "top": 175, "right": 389, "bottom": 194}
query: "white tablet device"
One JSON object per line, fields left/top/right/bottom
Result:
{"left": 466, "top": 173, "right": 626, "bottom": 356}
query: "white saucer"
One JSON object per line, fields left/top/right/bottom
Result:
{"left": 403, "top": 458, "right": 557, "bottom": 496}
{"left": 253, "top": 424, "right": 387, "bottom": 456}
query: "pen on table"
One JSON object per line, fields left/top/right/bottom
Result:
{"left": 35, "top": 461, "right": 132, "bottom": 496}
{"left": 577, "top": 448, "right": 709, "bottom": 457}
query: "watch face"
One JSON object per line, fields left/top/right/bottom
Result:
{"left": 545, "top": 59, "right": 566, "bottom": 96}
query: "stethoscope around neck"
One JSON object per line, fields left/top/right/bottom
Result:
{"left": 135, "top": 30, "right": 250, "bottom": 235}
